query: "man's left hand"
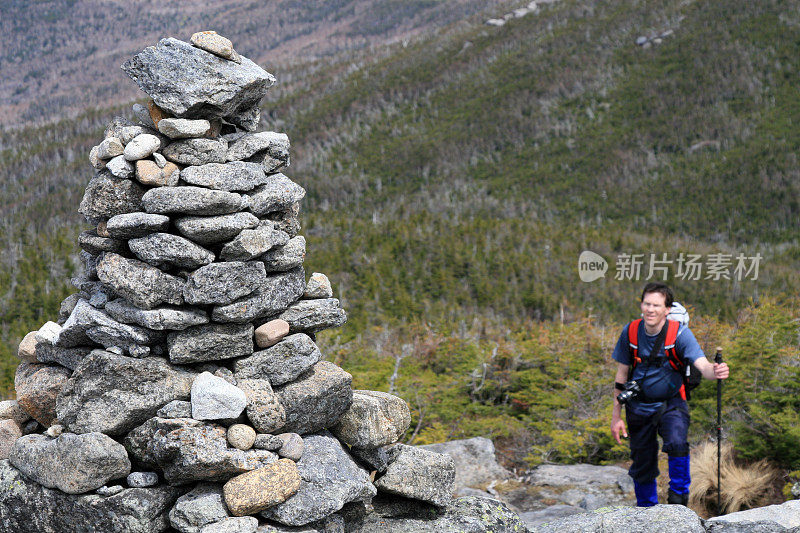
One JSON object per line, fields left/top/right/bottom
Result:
{"left": 714, "top": 362, "right": 729, "bottom": 380}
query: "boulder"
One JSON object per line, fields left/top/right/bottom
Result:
{"left": 184, "top": 261, "right": 267, "bottom": 305}
{"left": 124, "top": 417, "right": 277, "bottom": 484}
{"left": 220, "top": 222, "right": 289, "bottom": 262}
{"left": 57, "top": 299, "right": 165, "bottom": 351}
{"left": 192, "top": 372, "right": 248, "bottom": 421}
{"left": 420, "top": 437, "right": 512, "bottom": 490}
{"left": 175, "top": 212, "right": 260, "bottom": 245}
{"left": 79, "top": 170, "right": 146, "bottom": 223}
{"left": 374, "top": 444, "right": 455, "bottom": 507}
{"left": 0, "top": 459, "right": 180, "bottom": 533}
{"left": 705, "top": 500, "right": 800, "bottom": 530}
{"left": 122, "top": 37, "right": 274, "bottom": 123}
{"left": 15, "top": 362, "right": 71, "bottom": 427}
{"left": 163, "top": 138, "right": 228, "bottom": 166}
{"left": 273, "top": 361, "right": 352, "bottom": 435}
{"left": 168, "top": 323, "right": 254, "bottom": 364}
{"left": 0, "top": 420, "right": 22, "bottom": 460}
{"left": 331, "top": 390, "right": 410, "bottom": 449}
{"left": 278, "top": 298, "right": 347, "bottom": 334}
{"left": 129, "top": 232, "right": 215, "bottom": 269}
{"left": 169, "top": 483, "right": 230, "bottom": 533}
{"left": 247, "top": 174, "right": 305, "bottom": 217}
{"left": 142, "top": 186, "right": 245, "bottom": 216}
{"left": 234, "top": 333, "right": 321, "bottom": 386}
{"left": 97, "top": 253, "right": 185, "bottom": 310}
{"left": 261, "top": 236, "right": 305, "bottom": 272}
{"left": 181, "top": 161, "right": 269, "bottom": 192}
{"left": 237, "top": 378, "right": 286, "bottom": 434}
{"left": 345, "top": 495, "right": 529, "bottom": 533}
{"left": 223, "top": 459, "right": 301, "bottom": 516}
{"left": 56, "top": 350, "right": 194, "bottom": 436}
{"left": 106, "top": 212, "right": 170, "bottom": 239}
{"left": 212, "top": 267, "right": 305, "bottom": 323}
{"left": 529, "top": 503, "right": 704, "bottom": 532}
{"left": 262, "top": 431, "right": 375, "bottom": 526}
{"left": 105, "top": 298, "right": 208, "bottom": 331}
{"left": 9, "top": 432, "right": 131, "bottom": 494}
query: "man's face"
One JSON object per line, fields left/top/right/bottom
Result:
{"left": 640, "top": 291, "right": 670, "bottom": 330}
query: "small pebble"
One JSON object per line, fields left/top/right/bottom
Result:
{"left": 253, "top": 433, "right": 283, "bottom": 451}
{"left": 97, "top": 485, "right": 124, "bottom": 497}
{"left": 227, "top": 424, "right": 256, "bottom": 451}
{"left": 254, "top": 319, "right": 290, "bottom": 348}
{"left": 45, "top": 424, "right": 63, "bottom": 438}
{"left": 277, "top": 432, "right": 303, "bottom": 461}
{"left": 127, "top": 471, "right": 159, "bottom": 488}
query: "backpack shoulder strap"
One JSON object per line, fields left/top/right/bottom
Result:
{"left": 663, "top": 320, "right": 688, "bottom": 400}
{"left": 627, "top": 319, "right": 642, "bottom": 380}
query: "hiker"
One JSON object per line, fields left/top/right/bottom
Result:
{"left": 610, "top": 282, "right": 729, "bottom": 507}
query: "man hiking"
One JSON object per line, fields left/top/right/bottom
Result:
{"left": 610, "top": 282, "right": 730, "bottom": 506}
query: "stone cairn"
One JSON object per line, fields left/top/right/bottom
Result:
{"left": 0, "top": 33, "right": 528, "bottom": 533}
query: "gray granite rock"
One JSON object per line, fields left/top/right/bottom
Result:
{"left": 158, "top": 118, "right": 212, "bottom": 139}
{"left": 175, "top": 212, "right": 260, "bottom": 245}
{"left": 237, "top": 378, "right": 286, "bottom": 434}
{"left": 105, "top": 298, "right": 208, "bottom": 331}
{"left": 276, "top": 433, "right": 303, "bottom": 461}
{"left": 220, "top": 221, "right": 289, "bottom": 261}
{"left": 345, "top": 495, "right": 528, "bottom": 533}
{"left": 520, "top": 505, "right": 585, "bottom": 529}
{"left": 234, "top": 334, "right": 321, "bottom": 386}
{"left": 56, "top": 350, "right": 194, "bottom": 436}
{"left": 279, "top": 298, "right": 347, "bottom": 334}
{"left": 261, "top": 236, "right": 306, "bottom": 272}
{"left": 424, "top": 438, "right": 512, "bottom": 496}
{"left": 201, "top": 517, "right": 259, "bottom": 533}
{"left": 0, "top": 420, "right": 22, "bottom": 460}
{"left": 706, "top": 500, "right": 800, "bottom": 530}
{"left": 0, "top": 400, "right": 31, "bottom": 426}
{"left": 143, "top": 186, "right": 246, "bottom": 216}
{"left": 170, "top": 483, "right": 230, "bottom": 533}
{"left": 132, "top": 104, "right": 156, "bottom": 128}
{"left": 35, "top": 340, "right": 92, "bottom": 370}
{"left": 106, "top": 212, "right": 171, "bottom": 239}
{"left": 58, "top": 293, "right": 81, "bottom": 325}
{"left": 253, "top": 434, "right": 284, "bottom": 451}
{"left": 184, "top": 261, "right": 267, "bottom": 305}
{"left": 122, "top": 37, "right": 275, "bottom": 123}
{"left": 56, "top": 299, "right": 164, "bottom": 351}
{"left": 182, "top": 161, "right": 269, "bottom": 192}
{"left": 106, "top": 116, "right": 149, "bottom": 142}
{"left": 273, "top": 361, "right": 353, "bottom": 435}
{"left": 157, "top": 400, "right": 193, "bottom": 418}
{"left": 331, "top": 390, "right": 410, "bottom": 449}
{"left": 97, "top": 137, "right": 124, "bottom": 159}
{"left": 79, "top": 170, "right": 146, "bottom": 223}
{"left": 262, "top": 431, "right": 375, "bottom": 526}
{"left": 124, "top": 133, "right": 161, "bottom": 161}
{"left": 125, "top": 417, "right": 278, "bottom": 484}
{"left": 14, "top": 362, "right": 71, "bottom": 427}
{"left": 163, "top": 137, "right": 229, "bottom": 166}
{"left": 106, "top": 155, "right": 135, "bottom": 178}
{"left": 529, "top": 503, "right": 704, "bottom": 532}
{"left": 349, "top": 445, "right": 395, "bottom": 474}
{"left": 9, "top": 432, "right": 131, "bottom": 494}
{"left": 78, "top": 230, "right": 125, "bottom": 255}
{"left": 129, "top": 232, "right": 215, "bottom": 268}
{"left": 168, "top": 323, "right": 254, "bottom": 364}
{"left": 97, "top": 253, "right": 185, "bottom": 310}
{"left": 229, "top": 103, "right": 262, "bottom": 132}
{"left": 0, "top": 459, "right": 180, "bottom": 533}
{"left": 128, "top": 471, "right": 159, "bottom": 488}
{"left": 374, "top": 444, "right": 455, "bottom": 507}
{"left": 226, "top": 132, "right": 289, "bottom": 162}
{"left": 304, "top": 273, "right": 332, "bottom": 299}
{"left": 212, "top": 267, "right": 305, "bottom": 323}
{"left": 248, "top": 174, "right": 305, "bottom": 217}
{"left": 192, "top": 372, "right": 248, "bottom": 421}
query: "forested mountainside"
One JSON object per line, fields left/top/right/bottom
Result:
{"left": 0, "top": 0, "right": 509, "bottom": 125}
{"left": 2, "top": 0, "right": 800, "bottom": 484}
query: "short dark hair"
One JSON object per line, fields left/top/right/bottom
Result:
{"left": 641, "top": 282, "right": 674, "bottom": 308}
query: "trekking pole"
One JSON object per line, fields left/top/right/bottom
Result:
{"left": 715, "top": 347, "right": 723, "bottom": 516}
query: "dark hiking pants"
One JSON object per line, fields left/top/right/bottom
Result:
{"left": 626, "top": 396, "right": 690, "bottom": 484}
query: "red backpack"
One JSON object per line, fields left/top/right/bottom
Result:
{"left": 627, "top": 319, "right": 701, "bottom": 400}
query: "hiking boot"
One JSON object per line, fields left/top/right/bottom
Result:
{"left": 667, "top": 488, "right": 689, "bottom": 505}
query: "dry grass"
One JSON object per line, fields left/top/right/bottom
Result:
{"left": 689, "top": 441, "right": 778, "bottom": 518}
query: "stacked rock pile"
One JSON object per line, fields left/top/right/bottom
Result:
{"left": 0, "top": 32, "right": 527, "bottom": 533}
